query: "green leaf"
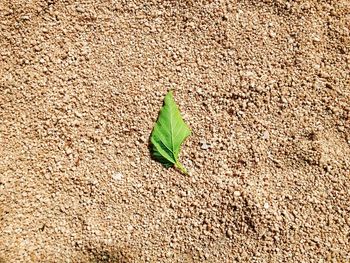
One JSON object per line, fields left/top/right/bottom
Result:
{"left": 150, "top": 91, "right": 191, "bottom": 175}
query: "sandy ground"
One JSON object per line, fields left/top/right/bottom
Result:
{"left": 1, "top": 0, "right": 350, "bottom": 262}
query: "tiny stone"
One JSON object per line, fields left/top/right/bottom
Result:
{"left": 237, "top": 110, "right": 244, "bottom": 117}
{"left": 234, "top": 191, "right": 241, "bottom": 197}
{"left": 313, "top": 36, "right": 321, "bottom": 42}
{"left": 262, "top": 131, "right": 270, "bottom": 140}
{"left": 76, "top": 6, "right": 85, "bottom": 13}
{"left": 337, "top": 126, "right": 345, "bottom": 132}
{"left": 227, "top": 186, "right": 234, "bottom": 193}
{"left": 201, "top": 142, "right": 210, "bottom": 150}
{"left": 179, "top": 191, "right": 187, "bottom": 197}
{"left": 65, "top": 148, "right": 72, "bottom": 155}
{"left": 264, "top": 202, "right": 270, "bottom": 209}
{"left": 226, "top": 229, "right": 233, "bottom": 238}
{"left": 102, "top": 139, "right": 111, "bottom": 145}
{"left": 112, "top": 172, "right": 123, "bottom": 181}
{"left": 74, "top": 111, "right": 82, "bottom": 118}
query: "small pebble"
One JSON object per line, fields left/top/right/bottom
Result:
{"left": 262, "top": 131, "right": 270, "bottom": 140}
{"left": 112, "top": 172, "right": 123, "bottom": 181}
{"left": 201, "top": 142, "right": 210, "bottom": 150}
{"left": 234, "top": 191, "right": 241, "bottom": 197}
{"left": 76, "top": 6, "right": 85, "bottom": 13}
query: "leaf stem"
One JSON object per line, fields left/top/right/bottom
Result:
{"left": 175, "top": 161, "right": 188, "bottom": 175}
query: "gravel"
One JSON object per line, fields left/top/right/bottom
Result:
{"left": 1, "top": 0, "right": 350, "bottom": 262}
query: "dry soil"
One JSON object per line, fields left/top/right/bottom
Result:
{"left": 1, "top": 0, "right": 350, "bottom": 262}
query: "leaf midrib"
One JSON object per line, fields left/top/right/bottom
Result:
{"left": 169, "top": 102, "right": 176, "bottom": 162}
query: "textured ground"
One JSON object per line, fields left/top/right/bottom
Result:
{"left": 1, "top": 0, "right": 350, "bottom": 262}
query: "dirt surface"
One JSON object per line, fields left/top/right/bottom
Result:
{"left": 1, "top": 0, "right": 350, "bottom": 262}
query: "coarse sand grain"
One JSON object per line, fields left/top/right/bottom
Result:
{"left": 1, "top": 0, "right": 350, "bottom": 262}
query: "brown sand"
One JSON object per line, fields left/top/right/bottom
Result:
{"left": 1, "top": 0, "right": 350, "bottom": 262}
